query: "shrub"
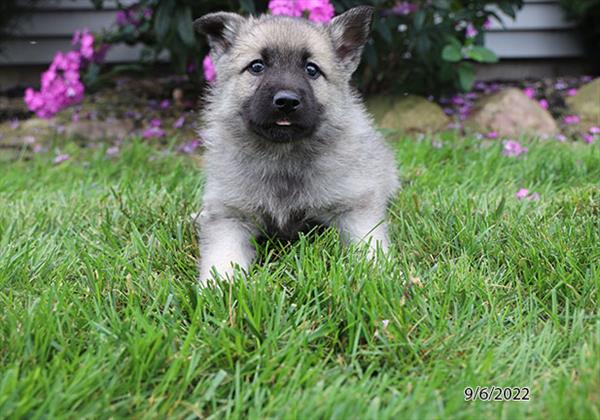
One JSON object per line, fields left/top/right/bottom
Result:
{"left": 92, "top": 0, "right": 522, "bottom": 95}
{"left": 558, "top": 0, "right": 600, "bottom": 69}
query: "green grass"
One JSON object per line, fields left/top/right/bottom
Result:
{"left": 0, "top": 135, "right": 599, "bottom": 419}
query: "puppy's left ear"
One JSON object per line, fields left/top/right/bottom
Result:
{"left": 329, "top": 6, "right": 374, "bottom": 74}
{"left": 194, "top": 12, "right": 244, "bottom": 57}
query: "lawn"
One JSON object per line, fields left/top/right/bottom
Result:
{"left": 0, "top": 135, "right": 598, "bottom": 419}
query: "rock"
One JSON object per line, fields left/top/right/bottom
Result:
{"left": 566, "top": 77, "right": 600, "bottom": 130}
{"left": 63, "top": 119, "right": 135, "bottom": 142}
{"left": 366, "top": 95, "right": 450, "bottom": 133}
{"left": 465, "top": 88, "right": 559, "bottom": 137}
{"left": 0, "top": 117, "right": 54, "bottom": 148}
{"left": 21, "top": 117, "right": 55, "bottom": 132}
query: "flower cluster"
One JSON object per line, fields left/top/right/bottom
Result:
{"left": 390, "top": 1, "right": 418, "bottom": 16}
{"left": 268, "top": 0, "right": 335, "bottom": 23}
{"left": 503, "top": 140, "right": 528, "bottom": 157}
{"left": 115, "top": 6, "right": 152, "bottom": 28}
{"left": 24, "top": 31, "right": 107, "bottom": 119}
{"left": 515, "top": 188, "right": 540, "bottom": 201}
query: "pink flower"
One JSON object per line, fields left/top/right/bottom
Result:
{"left": 150, "top": 118, "right": 162, "bottom": 127}
{"left": 555, "top": 81, "right": 567, "bottom": 90}
{"left": 451, "top": 95, "right": 465, "bottom": 105}
{"left": 269, "top": 0, "right": 335, "bottom": 22}
{"left": 80, "top": 32, "right": 95, "bottom": 60}
{"left": 106, "top": 146, "right": 120, "bottom": 156}
{"left": 306, "top": 2, "right": 335, "bottom": 22}
{"left": 53, "top": 153, "right": 70, "bottom": 165}
{"left": 160, "top": 99, "right": 171, "bottom": 109}
{"left": 515, "top": 188, "right": 529, "bottom": 199}
{"left": 539, "top": 99, "right": 549, "bottom": 109}
{"left": 483, "top": 18, "right": 493, "bottom": 30}
{"left": 564, "top": 115, "right": 580, "bottom": 125}
{"left": 391, "top": 1, "right": 418, "bottom": 16}
{"left": 502, "top": 140, "right": 528, "bottom": 157}
{"left": 269, "top": 0, "right": 302, "bottom": 16}
{"left": 567, "top": 88, "right": 577, "bottom": 97}
{"left": 583, "top": 134, "right": 595, "bottom": 144}
{"left": 115, "top": 10, "right": 128, "bottom": 26}
{"left": 71, "top": 30, "right": 95, "bottom": 60}
{"left": 23, "top": 31, "right": 99, "bottom": 119}
{"left": 203, "top": 55, "right": 216, "bottom": 82}
{"left": 523, "top": 87, "right": 535, "bottom": 99}
{"left": 589, "top": 126, "right": 600, "bottom": 135}
{"left": 465, "top": 23, "right": 478, "bottom": 38}
{"left": 516, "top": 188, "right": 540, "bottom": 201}
{"left": 173, "top": 116, "right": 185, "bottom": 129}
{"left": 555, "top": 134, "right": 566, "bottom": 142}
{"left": 486, "top": 131, "right": 498, "bottom": 139}
{"left": 178, "top": 139, "right": 202, "bottom": 154}
{"left": 143, "top": 127, "right": 166, "bottom": 139}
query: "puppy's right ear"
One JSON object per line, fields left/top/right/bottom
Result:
{"left": 193, "top": 12, "right": 244, "bottom": 56}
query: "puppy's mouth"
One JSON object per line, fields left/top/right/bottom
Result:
{"left": 248, "top": 119, "right": 314, "bottom": 143}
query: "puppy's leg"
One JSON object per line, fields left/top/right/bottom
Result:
{"left": 196, "top": 211, "right": 257, "bottom": 286}
{"left": 334, "top": 205, "right": 390, "bottom": 257}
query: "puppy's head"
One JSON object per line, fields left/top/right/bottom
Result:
{"left": 194, "top": 6, "right": 373, "bottom": 143}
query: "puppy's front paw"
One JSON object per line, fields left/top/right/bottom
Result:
{"left": 198, "top": 262, "right": 238, "bottom": 288}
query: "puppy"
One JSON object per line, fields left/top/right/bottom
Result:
{"left": 193, "top": 6, "right": 399, "bottom": 284}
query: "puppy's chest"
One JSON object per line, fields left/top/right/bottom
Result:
{"left": 243, "top": 165, "right": 313, "bottom": 207}
{"left": 230, "top": 161, "right": 328, "bottom": 222}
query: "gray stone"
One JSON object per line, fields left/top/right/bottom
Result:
{"left": 366, "top": 95, "right": 450, "bottom": 134}
{"left": 566, "top": 78, "right": 600, "bottom": 130}
{"left": 465, "top": 88, "right": 559, "bottom": 137}
{"left": 63, "top": 119, "right": 135, "bottom": 142}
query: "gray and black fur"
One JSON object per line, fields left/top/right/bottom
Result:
{"left": 193, "top": 6, "right": 399, "bottom": 284}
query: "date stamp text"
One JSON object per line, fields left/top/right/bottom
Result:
{"left": 464, "top": 386, "right": 530, "bottom": 401}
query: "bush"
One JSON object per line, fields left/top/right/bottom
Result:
{"left": 91, "top": 0, "right": 523, "bottom": 95}
{"left": 559, "top": 0, "right": 600, "bottom": 69}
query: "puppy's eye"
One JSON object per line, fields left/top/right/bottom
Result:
{"left": 248, "top": 59, "right": 265, "bottom": 75}
{"left": 305, "top": 62, "right": 320, "bottom": 79}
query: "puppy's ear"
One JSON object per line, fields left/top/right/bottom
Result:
{"left": 194, "top": 12, "right": 244, "bottom": 56}
{"left": 329, "top": 6, "right": 374, "bottom": 74}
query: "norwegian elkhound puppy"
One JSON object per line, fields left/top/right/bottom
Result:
{"left": 193, "top": 5, "right": 399, "bottom": 285}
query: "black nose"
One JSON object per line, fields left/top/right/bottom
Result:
{"left": 273, "top": 90, "right": 301, "bottom": 113}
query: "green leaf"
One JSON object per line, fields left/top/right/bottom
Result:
{"left": 154, "top": 0, "right": 175, "bottom": 43}
{"left": 441, "top": 44, "right": 461, "bottom": 62}
{"left": 413, "top": 10, "right": 426, "bottom": 30}
{"left": 416, "top": 34, "right": 431, "bottom": 56}
{"left": 239, "top": 0, "right": 256, "bottom": 15}
{"left": 498, "top": 2, "right": 519, "bottom": 19}
{"left": 447, "top": 36, "right": 462, "bottom": 50}
{"left": 457, "top": 62, "right": 475, "bottom": 91}
{"left": 176, "top": 6, "right": 195, "bottom": 47}
{"left": 465, "top": 46, "right": 498, "bottom": 63}
{"left": 375, "top": 20, "right": 392, "bottom": 44}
